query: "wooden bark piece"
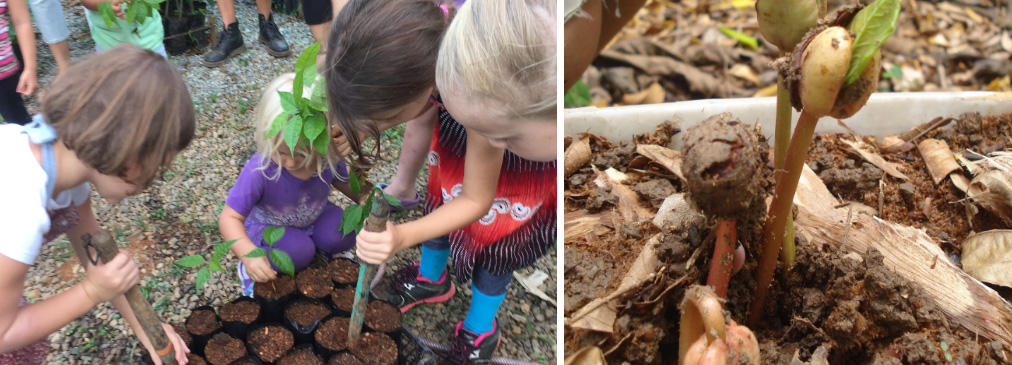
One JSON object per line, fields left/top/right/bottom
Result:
{"left": 917, "top": 139, "right": 962, "bottom": 185}
{"left": 841, "top": 139, "right": 909, "bottom": 180}
{"left": 793, "top": 165, "right": 1012, "bottom": 344}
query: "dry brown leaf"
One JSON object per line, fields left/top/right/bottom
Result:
{"left": 961, "top": 230, "right": 1012, "bottom": 288}
{"left": 565, "top": 136, "right": 592, "bottom": 178}
{"left": 877, "top": 135, "right": 914, "bottom": 154}
{"left": 595, "top": 168, "right": 655, "bottom": 222}
{"left": 968, "top": 169, "right": 1012, "bottom": 226}
{"left": 568, "top": 234, "right": 661, "bottom": 333}
{"left": 564, "top": 347, "right": 606, "bottom": 365}
{"left": 841, "top": 139, "right": 909, "bottom": 180}
{"left": 918, "top": 139, "right": 962, "bottom": 185}
{"left": 950, "top": 173, "right": 971, "bottom": 193}
{"left": 729, "top": 64, "right": 759, "bottom": 85}
{"left": 598, "top": 50, "right": 748, "bottom": 99}
{"left": 636, "top": 144, "right": 686, "bottom": 181}
{"left": 621, "top": 82, "right": 665, "bottom": 105}
{"left": 564, "top": 210, "right": 616, "bottom": 242}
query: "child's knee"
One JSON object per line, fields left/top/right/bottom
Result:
{"left": 311, "top": 204, "right": 356, "bottom": 254}
{"left": 268, "top": 228, "right": 316, "bottom": 270}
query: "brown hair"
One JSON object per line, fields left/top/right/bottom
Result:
{"left": 323, "top": 0, "right": 446, "bottom": 166}
{"left": 41, "top": 44, "right": 195, "bottom": 188}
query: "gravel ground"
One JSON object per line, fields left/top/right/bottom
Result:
{"left": 21, "top": 2, "right": 557, "bottom": 364}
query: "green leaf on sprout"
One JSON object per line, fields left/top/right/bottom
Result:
{"left": 278, "top": 91, "right": 297, "bottom": 113}
{"left": 125, "top": 1, "right": 138, "bottom": 23}
{"left": 563, "top": 80, "right": 591, "bottom": 107}
{"left": 268, "top": 113, "right": 287, "bottom": 138}
{"left": 310, "top": 79, "right": 327, "bottom": 111}
{"left": 283, "top": 114, "right": 304, "bottom": 155}
{"left": 295, "top": 42, "right": 321, "bottom": 89}
{"left": 718, "top": 26, "right": 758, "bottom": 50}
{"left": 349, "top": 168, "right": 362, "bottom": 194}
{"left": 209, "top": 259, "right": 224, "bottom": 272}
{"left": 195, "top": 267, "right": 210, "bottom": 290}
{"left": 844, "top": 0, "right": 901, "bottom": 86}
{"left": 341, "top": 205, "right": 365, "bottom": 236}
{"left": 212, "top": 239, "right": 238, "bottom": 262}
{"left": 262, "top": 226, "right": 286, "bottom": 247}
{"left": 175, "top": 254, "right": 206, "bottom": 268}
{"left": 244, "top": 248, "right": 267, "bottom": 258}
{"left": 383, "top": 193, "right": 402, "bottom": 207}
{"left": 312, "top": 127, "right": 329, "bottom": 156}
{"left": 303, "top": 114, "right": 326, "bottom": 142}
{"left": 98, "top": 2, "right": 117, "bottom": 28}
{"left": 144, "top": 0, "right": 166, "bottom": 5}
{"left": 940, "top": 341, "right": 948, "bottom": 351}
{"left": 133, "top": 2, "right": 149, "bottom": 24}
{"left": 357, "top": 196, "right": 372, "bottom": 233}
{"left": 269, "top": 250, "right": 295, "bottom": 277}
{"left": 945, "top": 353, "right": 952, "bottom": 362}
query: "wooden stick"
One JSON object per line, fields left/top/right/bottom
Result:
{"left": 84, "top": 231, "right": 176, "bottom": 365}
{"left": 348, "top": 189, "right": 390, "bottom": 347}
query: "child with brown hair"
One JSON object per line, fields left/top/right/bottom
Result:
{"left": 0, "top": 45, "right": 194, "bottom": 365}
{"left": 324, "top": 0, "right": 556, "bottom": 362}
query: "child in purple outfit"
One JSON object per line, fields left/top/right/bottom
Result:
{"left": 220, "top": 74, "right": 360, "bottom": 296}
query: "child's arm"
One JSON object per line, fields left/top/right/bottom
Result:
{"left": 356, "top": 129, "right": 503, "bottom": 264}
{"left": 7, "top": 0, "right": 36, "bottom": 96}
{"left": 220, "top": 205, "right": 276, "bottom": 282}
{"left": 65, "top": 200, "right": 190, "bottom": 365}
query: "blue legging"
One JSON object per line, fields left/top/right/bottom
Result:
{"left": 422, "top": 236, "right": 510, "bottom": 334}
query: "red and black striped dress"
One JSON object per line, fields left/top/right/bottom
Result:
{"left": 423, "top": 98, "right": 556, "bottom": 283}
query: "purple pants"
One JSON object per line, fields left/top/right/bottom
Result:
{"left": 251, "top": 202, "right": 356, "bottom": 270}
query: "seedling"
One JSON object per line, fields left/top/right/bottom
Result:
{"left": 244, "top": 226, "right": 295, "bottom": 277}
{"left": 941, "top": 341, "right": 952, "bottom": 362}
{"left": 748, "top": 0, "right": 900, "bottom": 324}
{"left": 268, "top": 42, "right": 329, "bottom": 157}
{"left": 338, "top": 169, "right": 402, "bottom": 237}
{"left": 97, "top": 0, "right": 165, "bottom": 29}
{"left": 175, "top": 239, "right": 238, "bottom": 292}
{"left": 679, "top": 285, "right": 759, "bottom": 364}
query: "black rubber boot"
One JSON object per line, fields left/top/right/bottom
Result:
{"left": 203, "top": 21, "right": 246, "bottom": 67}
{"left": 258, "top": 14, "right": 290, "bottom": 57}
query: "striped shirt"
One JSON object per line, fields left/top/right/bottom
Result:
{"left": 0, "top": 0, "right": 19, "bottom": 80}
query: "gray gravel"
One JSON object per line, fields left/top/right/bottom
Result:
{"left": 21, "top": 2, "right": 556, "bottom": 364}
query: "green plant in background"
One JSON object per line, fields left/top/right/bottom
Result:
{"left": 98, "top": 0, "right": 165, "bottom": 28}
{"left": 564, "top": 80, "right": 591, "bottom": 107}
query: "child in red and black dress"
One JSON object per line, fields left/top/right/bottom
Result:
{"left": 323, "top": 0, "right": 556, "bottom": 363}
{"left": 0, "top": 0, "right": 36, "bottom": 125}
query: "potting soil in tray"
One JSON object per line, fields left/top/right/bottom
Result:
{"left": 277, "top": 345, "right": 324, "bottom": 365}
{"left": 349, "top": 332, "right": 397, "bottom": 365}
{"left": 173, "top": 324, "right": 193, "bottom": 348}
{"left": 329, "top": 287, "right": 354, "bottom": 313}
{"left": 286, "top": 300, "right": 330, "bottom": 327}
{"left": 363, "top": 301, "right": 401, "bottom": 333}
{"left": 314, "top": 316, "right": 350, "bottom": 352}
{"left": 220, "top": 299, "right": 260, "bottom": 324}
{"left": 186, "top": 308, "right": 221, "bottom": 335}
{"left": 230, "top": 356, "right": 263, "bottom": 365}
{"left": 328, "top": 258, "right": 359, "bottom": 285}
{"left": 204, "top": 332, "right": 247, "bottom": 365}
{"left": 327, "top": 352, "right": 363, "bottom": 365}
{"left": 255, "top": 276, "right": 297, "bottom": 298}
{"left": 186, "top": 354, "right": 207, "bottom": 365}
{"left": 296, "top": 268, "right": 333, "bottom": 298}
{"left": 248, "top": 324, "right": 295, "bottom": 363}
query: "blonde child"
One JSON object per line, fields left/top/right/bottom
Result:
{"left": 324, "top": 0, "right": 556, "bottom": 362}
{"left": 0, "top": 45, "right": 193, "bottom": 365}
{"left": 219, "top": 74, "right": 360, "bottom": 295}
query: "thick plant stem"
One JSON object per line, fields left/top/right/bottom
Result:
{"left": 706, "top": 218, "right": 738, "bottom": 299}
{"left": 774, "top": 68, "right": 797, "bottom": 270}
{"left": 747, "top": 111, "right": 819, "bottom": 325}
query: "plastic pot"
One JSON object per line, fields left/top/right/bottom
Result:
{"left": 282, "top": 298, "right": 330, "bottom": 346}
{"left": 219, "top": 296, "right": 262, "bottom": 340}
{"left": 246, "top": 322, "right": 295, "bottom": 365}
{"left": 277, "top": 344, "right": 323, "bottom": 364}
{"left": 185, "top": 305, "right": 222, "bottom": 357}
{"left": 362, "top": 299, "right": 403, "bottom": 345}
{"left": 254, "top": 277, "right": 297, "bottom": 324}
{"left": 162, "top": 16, "right": 189, "bottom": 56}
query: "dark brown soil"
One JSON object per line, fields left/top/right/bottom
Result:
{"left": 296, "top": 268, "right": 334, "bottom": 299}
{"left": 230, "top": 356, "right": 261, "bottom": 365}
{"left": 278, "top": 346, "right": 324, "bottom": 365}
{"left": 327, "top": 352, "right": 363, "bottom": 365}
{"left": 219, "top": 300, "right": 260, "bottom": 323}
{"left": 330, "top": 287, "right": 355, "bottom": 312}
{"left": 329, "top": 258, "right": 359, "bottom": 285}
{"left": 349, "top": 332, "right": 397, "bottom": 365}
{"left": 286, "top": 300, "right": 330, "bottom": 327}
{"left": 186, "top": 308, "right": 221, "bottom": 335}
{"left": 204, "top": 333, "right": 247, "bottom": 365}
{"left": 254, "top": 275, "right": 296, "bottom": 299}
{"left": 186, "top": 354, "right": 206, "bottom": 365}
{"left": 364, "top": 301, "right": 401, "bottom": 333}
{"left": 172, "top": 325, "right": 192, "bottom": 347}
{"left": 315, "top": 317, "right": 350, "bottom": 352}
{"left": 247, "top": 324, "right": 294, "bottom": 362}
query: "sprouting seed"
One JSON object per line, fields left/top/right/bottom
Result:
{"left": 940, "top": 341, "right": 948, "bottom": 351}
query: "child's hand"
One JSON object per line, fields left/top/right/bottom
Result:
{"left": 110, "top": 0, "right": 127, "bottom": 19}
{"left": 16, "top": 68, "right": 36, "bottom": 96}
{"left": 330, "top": 125, "right": 354, "bottom": 157}
{"left": 355, "top": 222, "right": 403, "bottom": 264}
{"left": 81, "top": 252, "right": 140, "bottom": 303}
{"left": 241, "top": 255, "right": 277, "bottom": 282}
{"left": 151, "top": 322, "right": 191, "bottom": 365}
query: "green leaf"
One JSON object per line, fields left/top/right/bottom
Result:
{"left": 295, "top": 42, "right": 321, "bottom": 90}
{"left": 940, "top": 341, "right": 948, "bottom": 351}
{"left": 718, "top": 26, "right": 758, "bottom": 50}
{"left": 244, "top": 248, "right": 267, "bottom": 258}
{"left": 356, "top": 197, "right": 371, "bottom": 233}
{"left": 98, "top": 2, "right": 117, "bottom": 28}
{"left": 212, "top": 239, "right": 238, "bottom": 261}
{"left": 383, "top": 193, "right": 403, "bottom": 207}
{"left": 945, "top": 353, "right": 952, "bottom": 362}
{"left": 312, "top": 127, "right": 330, "bottom": 156}
{"left": 563, "top": 80, "right": 591, "bottom": 108}
{"left": 175, "top": 254, "right": 206, "bottom": 268}
{"left": 195, "top": 267, "right": 210, "bottom": 291}
{"left": 269, "top": 250, "right": 295, "bottom": 277}
{"left": 844, "top": 0, "right": 901, "bottom": 86}
{"left": 303, "top": 114, "right": 326, "bottom": 142}
{"left": 209, "top": 259, "right": 224, "bottom": 272}
{"left": 144, "top": 0, "right": 166, "bottom": 4}
{"left": 133, "top": 2, "right": 149, "bottom": 24}
{"left": 349, "top": 168, "right": 362, "bottom": 194}
{"left": 262, "top": 226, "right": 286, "bottom": 246}
{"left": 278, "top": 91, "right": 297, "bottom": 113}
{"left": 310, "top": 79, "right": 327, "bottom": 111}
{"left": 268, "top": 113, "right": 287, "bottom": 138}
{"left": 126, "top": 1, "right": 138, "bottom": 23}
{"left": 283, "top": 114, "right": 304, "bottom": 153}
{"left": 341, "top": 205, "right": 365, "bottom": 236}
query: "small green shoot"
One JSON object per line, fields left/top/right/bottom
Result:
{"left": 98, "top": 0, "right": 166, "bottom": 29}
{"left": 718, "top": 26, "right": 759, "bottom": 50}
{"left": 271, "top": 42, "right": 330, "bottom": 157}
{"left": 940, "top": 341, "right": 952, "bottom": 362}
{"left": 243, "top": 226, "right": 295, "bottom": 277}
{"left": 175, "top": 239, "right": 238, "bottom": 291}
{"left": 843, "top": 0, "right": 901, "bottom": 86}
{"left": 209, "top": 91, "right": 218, "bottom": 104}
{"left": 337, "top": 169, "right": 402, "bottom": 236}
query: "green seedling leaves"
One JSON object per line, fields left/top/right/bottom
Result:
{"left": 312, "top": 128, "right": 329, "bottom": 156}
{"left": 844, "top": 0, "right": 900, "bottom": 86}
{"left": 303, "top": 114, "right": 326, "bottom": 143}
{"left": 564, "top": 80, "right": 591, "bottom": 108}
{"left": 310, "top": 80, "right": 327, "bottom": 111}
{"left": 383, "top": 193, "right": 403, "bottom": 207}
{"left": 98, "top": 2, "right": 117, "bottom": 28}
{"left": 940, "top": 341, "right": 948, "bottom": 351}
{"left": 212, "top": 239, "right": 238, "bottom": 261}
{"left": 279, "top": 91, "right": 297, "bottom": 113}
{"left": 268, "top": 113, "right": 287, "bottom": 138}
{"left": 263, "top": 226, "right": 286, "bottom": 246}
{"left": 244, "top": 248, "right": 267, "bottom": 258}
{"left": 131, "top": 2, "right": 149, "bottom": 24}
{"left": 349, "top": 168, "right": 362, "bottom": 194}
{"left": 269, "top": 249, "right": 295, "bottom": 277}
{"left": 283, "top": 114, "right": 304, "bottom": 155}
{"left": 340, "top": 204, "right": 365, "bottom": 236}
{"left": 175, "top": 254, "right": 206, "bottom": 268}
{"left": 195, "top": 267, "right": 210, "bottom": 292}
{"left": 718, "top": 26, "right": 759, "bottom": 50}
{"left": 293, "top": 42, "right": 321, "bottom": 98}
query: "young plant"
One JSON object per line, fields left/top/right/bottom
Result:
{"left": 338, "top": 169, "right": 402, "bottom": 237}
{"left": 98, "top": 0, "right": 166, "bottom": 28}
{"left": 174, "top": 239, "right": 238, "bottom": 292}
{"left": 243, "top": 226, "right": 295, "bottom": 277}
{"left": 680, "top": 285, "right": 760, "bottom": 364}
{"left": 268, "top": 42, "right": 329, "bottom": 157}
{"left": 748, "top": 0, "right": 900, "bottom": 325}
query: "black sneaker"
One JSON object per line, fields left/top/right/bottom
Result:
{"left": 445, "top": 320, "right": 501, "bottom": 364}
{"left": 203, "top": 21, "right": 245, "bottom": 67}
{"left": 258, "top": 14, "right": 290, "bottom": 57}
{"left": 385, "top": 263, "right": 455, "bottom": 312}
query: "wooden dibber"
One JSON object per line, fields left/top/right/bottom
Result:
{"left": 84, "top": 230, "right": 176, "bottom": 365}
{"left": 348, "top": 189, "right": 390, "bottom": 347}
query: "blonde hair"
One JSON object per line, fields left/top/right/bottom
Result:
{"left": 253, "top": 74, "right": 341, "bottom": 181}
{"left": 436, "top": 0, "right": 556, "bottom": 122}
